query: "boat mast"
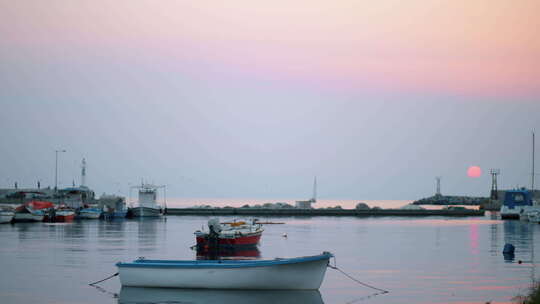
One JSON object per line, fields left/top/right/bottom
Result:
{"left": 532, "top": 131, "right": 536, "bottom": 191}
{"left": 81, "top": 158, "right": 86, "bottom": 187}
{"left": 312, "top": 176, "right": 317, "bottom": 203}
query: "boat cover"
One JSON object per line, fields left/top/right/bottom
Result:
{"left": 28, "top": 201, "right": 55, "bottom": 210}
{"left": 503, "top": 190, "right": 533, "bottom": 208}
{"left": 15, "top": 200, "right": 54, "bottom": 212}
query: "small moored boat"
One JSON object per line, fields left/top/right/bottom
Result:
{"left": 117, "top": 252, "right": 333, "bottom": 290}
{"left": 0, "top": 208, "right": 15, "bottom": 224}
{"left": 500, "top": 189, "right": 535, "bottom": 219}
{"left": 78, "top": 205, "right": 102, "bottom": 219}
{"left": 195, "top": 219, "right": 263, "bottom": 249}
{"left": 13, "top": 201, "right": 51, "bottom": 222}
{"left": 55, "top": 206, "right": 76, "bottom": 222}
{"left": 528, "top": 210, "right": 540, "bottom": 223}
{"left": 129, "top": 183, "right": 165, "bottom": 217}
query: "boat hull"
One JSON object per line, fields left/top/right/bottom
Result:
{"left": 130, "top": 207, "right": 162, "bottom": 217}
{"left": 0, "top": 212, "right": 14, "bottom": 224}
{"left": 117, "top": 253, "right": 331, "bottom": 290}
{"left": 78, "top": 210, "right": 102, "bottom": 219}
{"left": 528, "top": 211, "right": 540, "bottom": 223}
{"left": 103, "top": 210, "right": 128, "bottom": 219}
{"left": 55, "top": 211, "right": 75, "bottom": 222}
{"left": 196, "top": 232, "right": 262, "bottom": 247}
{"left": 500, "top": 206, "right": 535, "bottom": 219}
{"left": 13, "top": 212, "right": 44, "bottom": 222}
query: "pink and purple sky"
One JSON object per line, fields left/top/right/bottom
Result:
{"left": 1, "top": 1, "right": 539, "bottom": 199}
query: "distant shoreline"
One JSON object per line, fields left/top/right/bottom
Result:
{"left": 166, "top": 207, "right": 484, "bottom": 217}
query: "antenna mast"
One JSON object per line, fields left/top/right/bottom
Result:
{"left": 311, "top": 176, "right": 317, "bottom": 203}
{"left": 490, "top": 169, "right": 500, "bottom": 200}
{"left": 81, "top": 158, "right": 87, "bottom": 187}
{"left": 435, "top": 177, "right": 441, "bottom": 197}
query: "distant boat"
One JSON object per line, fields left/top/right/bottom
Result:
{"left": 116, "top": 252, "right": 333, "bottom": 290}
{"left": 500, "top": 189, "right": 535, "bottom": 219}
{"left": 511, "top": 131, "right": 539, "bottom": 220}
{"left": 54, "top": 206, "right": 75, "bottom": 222}
{"left": 527, "top": 210, "right": 540, "bottom": 223}
{"left": 129, "top": 183, "right": 165, "bottom": 217}
{"left": 13, "top": 200, "right": 52, "bottom": 222}
{"left": 44, "top": 205, "right": 76, "bottom": 222}
{"left": 78, "top": 205, "right": 102, "bottom": 219}
{"left": 101, "top": 195, "right": 128, "bottom": 219}
{"left": 118, "top": 287, "right": 324, "bottom": 304}
{"left": 0, "top": 208, "right": 14, "bottom": 224}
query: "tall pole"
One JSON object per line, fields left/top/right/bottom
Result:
{"left": 490, "top": 169, "right": 500, "bottom": 200}
{"left": 54, "top": 149, "right": 66, "bottom": 193}
{"left": 312, "top": 176, "right": 317, "bottom": 203}
{"left": 163, "top": 185, "right": 167, "bottom": 215}
{"left": 533, "top": 131, "right": 535, "bottom": 191}
{"left": 435, "top": 177, "right": 441, "bottom": 196}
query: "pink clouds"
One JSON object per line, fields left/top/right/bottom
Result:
{"left": 1, "top": 0, "right": 539, "bottom": 97}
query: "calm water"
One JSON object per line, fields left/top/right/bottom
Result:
{"left": 0, "top": 214, "right": 539, "bottom": 304}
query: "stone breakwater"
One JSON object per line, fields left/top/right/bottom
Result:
{"left": 166, "top": 208, "right": 484, "bottom": 217}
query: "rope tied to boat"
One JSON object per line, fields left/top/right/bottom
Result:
{"left": 89, "top": 272, "right": 119, "bottom": 286}
{"left": 328, "top": 257, "right": 389, "bottom": 294}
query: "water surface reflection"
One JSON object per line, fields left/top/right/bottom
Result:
{"left": 1, "top": 215, "right": 540, "bottom": 304}
{"left": 118, "top": 287, "right": 324, "bottom": 304}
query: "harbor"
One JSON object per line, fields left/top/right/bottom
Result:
{"left": 166, "top": 207, "right": 484, "bottom": 217}
{"left": 1, "top": 215, "right": 539, "bottom": 304}
{"left": 2, "top": 1, "right": 540, "bottom": 301}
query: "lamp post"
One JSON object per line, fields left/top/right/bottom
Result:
{"left": 55, "top": 149, "right": 66, "bottom": 192}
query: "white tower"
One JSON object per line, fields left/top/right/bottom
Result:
{"left": 435, "top": 177, "right": 441, "bottom": 196}
{"left": 81, "top": 158, "right": 87, "bottom": 187}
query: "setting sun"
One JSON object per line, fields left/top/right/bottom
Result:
{"left": 467, "top": 166, "right": 482, "bottom": 178}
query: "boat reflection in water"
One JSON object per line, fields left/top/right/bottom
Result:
{"left": 118, "top": 287, "right": 324, "bottom": 304}
{"left": 196, "top": 245, "right": 261, "bottom": 260}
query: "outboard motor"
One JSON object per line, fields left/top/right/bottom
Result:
{"left": 208, "top": 218, "right": 222, "bottom": 234}
{"left": 207, "top": 219, "right": 222, "bottom": 259}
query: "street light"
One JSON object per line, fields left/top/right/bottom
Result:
{"left": 55, "top": 149, "right": 66, "bottom": 192}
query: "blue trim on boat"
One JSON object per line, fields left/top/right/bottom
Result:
{"left": 116, "top": 253, "right": 333, "bottom": 269}
{"left": 80, "top": 208, "right": 102, "bottom": 213}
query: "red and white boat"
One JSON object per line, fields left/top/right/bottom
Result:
{"left": 43, "top": 205, "right": 76, "bottom": 222}
{"left": 13, "top": 201, "right": 53, "bottom": 222}
{"left": 55, "top": 206, "right": 75, "bottom": 222}
{"left": 195, "top": 219, "right": 263, "bottom": 249}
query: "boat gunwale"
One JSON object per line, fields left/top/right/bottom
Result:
{"left": 116, "top": 253, "right": 333, "bottom": 269}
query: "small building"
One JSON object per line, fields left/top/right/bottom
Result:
{"left": 295, "top": 198, "right": 315, "bottom": 209}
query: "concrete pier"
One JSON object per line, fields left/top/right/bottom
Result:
{"left": 166, "top": 208, "right": 484, "bottom": 217}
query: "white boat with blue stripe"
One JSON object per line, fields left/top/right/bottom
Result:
{"left": 116, "top": 252, "right": 333, "bottom": 290}
{"left": 78, "top": 206, "right": 102, "bottom": 219}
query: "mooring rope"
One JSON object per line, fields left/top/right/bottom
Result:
{"left": 89, "top": 272, "right": 119, "bottom": 286}
{"left": 328, "top": 257, "right": 389, "bottom": 294}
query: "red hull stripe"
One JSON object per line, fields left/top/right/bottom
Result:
{"left": 196, "top": 234, "right": 261, "bottom": 246}
{"left": 55, "top": 215, "right": 75, "bottom": 222}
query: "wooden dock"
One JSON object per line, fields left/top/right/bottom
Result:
{"left": 166, "top": 208, "right": 484, "bottom": 217}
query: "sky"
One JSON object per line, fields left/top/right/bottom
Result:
{"left": 1, "top": 0, "right": 539, "bottom": 200}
